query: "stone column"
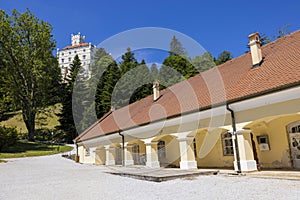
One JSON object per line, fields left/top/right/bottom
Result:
{"left": 178, "top": 137, "right": 197, "bottom": 169}
{"left": 145, "top": 142, "right": 160, "bottom": 168}
{"left": 105, "top": 145, "right": 115, "bottom": 166}
{"left": 233, "top": 130, "right": 257, "bottom": 172}
{"left": 124, "top": 144, "right": 134, "bottom": 166}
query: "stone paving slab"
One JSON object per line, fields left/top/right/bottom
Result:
{"left": 103, "top": 166, "right": 219, "bottom": 182}
{"left": 103, "top": 165, "right": 300, "bottom": 182}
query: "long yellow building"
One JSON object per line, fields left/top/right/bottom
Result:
{"left": 74, "top": 31, "right": 300, "bottom": 172}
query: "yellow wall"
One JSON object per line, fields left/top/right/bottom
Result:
{"left": 95, "top": 147, "right": 106, "bottom": 165}
{"left": 196, "top": 131, "right": 234, "bottom": 168}
{"left": 246, "top": 114, "right": 300, "bottom": 169}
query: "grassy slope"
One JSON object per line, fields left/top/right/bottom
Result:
{"left": 0, "top": 104, "right": 61, "bottom": 133}
{"left": 0, "top": 141, "right": 73, "bottom": 158}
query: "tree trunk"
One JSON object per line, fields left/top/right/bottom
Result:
{"left": 23, "top": 110, "right": 36, "bottom": 141}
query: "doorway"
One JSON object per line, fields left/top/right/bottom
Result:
{"left": 287, "top": 122, "right": 300, "bottom": 169}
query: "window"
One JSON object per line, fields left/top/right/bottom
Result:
{"left": 69, "top": 52, "right": 71, "bottom": 55}
{"left": 291, "top": 126, "right": 300, "bottom": 133}
{"left": 68, "top": 57, "right": 71, "bottom": 62}
{"left": 83, "top": 49, "right": 86, "bottom": 52}
{"left": 158, "top": 140, "right": 166, "bottom": 159}
{"left": 61, "top": 53, "right": 64, "bottom": 56}
{"left": 61, "top": 65, "right": 64, "bottom": 69}
{"left": 222, "top": 132, "right": 234, "bottom": 156}
{"left": 83, "top": 55, "right": 86, "bottom": 59}
{"left": 61, "top": 59, "right": 64, "bottom": 63}
{"left": 74, "top": 51, "right": 77, "bottom": 53}
{"left": 257, "top": 135, "right": 270, "bottom": 151}
{"left": 193, "top": 138, "right": 197, "bottom": 157}
{"left": 85, "top": 148, "right": 90, "bottom": 156}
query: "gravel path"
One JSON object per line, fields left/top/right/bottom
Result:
{"left": 0, "top": 155, "right": 299, "bottom": 200}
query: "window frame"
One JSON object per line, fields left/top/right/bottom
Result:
{"left": 222, "top": 132, "right": 234, "bottom": 156}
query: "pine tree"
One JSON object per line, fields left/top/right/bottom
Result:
{"left": 169, "top": 36, "right": 186, "bottom": 56}
{"left": 94, "top": 55, "right": 120, "bottom": 118}
{"left": 58, "top": 55, "right": 83, "bottom": 142}
{"left": 112, "top": 48, "right": 139, "bottom": 108}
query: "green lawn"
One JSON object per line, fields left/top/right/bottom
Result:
{"left": 0, "top": 159, "right": 7, "bottom": 163}
{"left": 0, "top": 141, "right": 73, "bottom": 159}
{"left": 0, "top": 103, "right": 61, "bottom": 133}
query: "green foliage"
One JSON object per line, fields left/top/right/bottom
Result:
{"left": 214, "top": 51, "right": 233, "bottom": 65}
{"left": 160, "top": 55, "right": 198, "bottom": 87}
{"left": 191, "top": 52, "right": 216, "bottom": 71}
{"left": 94, "top": 55, "right": 120, "bottom": 118}
{"left": 0, "top": 9, "right": 61, "bottom": 141}
{"left": 112, "top": 48, "right": 139, "bottom": 108}
{"left": 169, "top": 36, "right": 186, "bottom": 56}
{"left": 58, "top": 55, "right": 82, "bottom": 143}
{"left": 0, "top": 126, "right": 18, "bottom": 151}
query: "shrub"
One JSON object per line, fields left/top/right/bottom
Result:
{"left": 0, "top": 126, "right": 18, "bottom": 151}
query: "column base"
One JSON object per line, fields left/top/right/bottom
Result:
{"left": 146, "top": 161, "right": 160, "bottom": 168}
{"left": 125, "top": 160, "right": 134, "bottom": 166}
{"left": 105, "top": 160, "right": 116, "bottom": 166}
{"left": 234, "top": 160, "right": 257, "bottom": 172}
{"left": 180, "top": 161, "right": 197, "bottom": 169}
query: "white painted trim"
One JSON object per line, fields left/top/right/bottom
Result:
{"left": 146, "top": 161, "right": 160, "bottom": 168}
{"left": 105, "top": 160, "right": 115, "bottom": 166}
{"left": 125, "top": 160, "right": 134, "bottom": 166}
{"left": 180, "top": 161, "right": 197, "bottom": 169}
{"left": 234, "top": 160, "right": 257, "bottom": 172}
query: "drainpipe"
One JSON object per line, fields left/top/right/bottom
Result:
{"left": 226, "top": 104, "right": 241, "bottom": 173}
{"left": 119, "top": 131, "right": 125, "bottom": 166}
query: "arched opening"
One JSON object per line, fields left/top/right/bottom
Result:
{"left": 157, "top": 140, "right": 166, "bottom": 163}
{"left": 152, "top": 134, "right": 180, "bottom": 168}
{"left": 243, "top": 113, "right": 300, "bottom": 169}
{"left": 127, "top": 140, "right": 146, "bottom": 165}
{"left": 110, "top": 143, "right": 122, "bottom": 165}
{"left": 287, "top": 120, "right": 300, "bottom": 169}
{"left": 95, "top": 146, "right": 106, "bottom": 165}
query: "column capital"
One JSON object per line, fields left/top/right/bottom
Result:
{"left": 144, "top": 141, "right": 158, "bottom": 145}
{"left": 177, "top": 136, "right": 194, "bottom": 142}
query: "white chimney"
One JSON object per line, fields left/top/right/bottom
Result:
{"left": 153, "top": 81, "right": 160, "bottom": 101}
{"left": 248, "top": 32, "right": 263, "bottom": 67}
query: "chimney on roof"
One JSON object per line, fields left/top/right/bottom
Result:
{"left": 110, "top": 106, "right": 115, "bottom": 112}
{"left": 248, "top": 32, "right": 263, "bottom": 67}
{"left": 153, "top": 81, "right": 160, "bottom": 101}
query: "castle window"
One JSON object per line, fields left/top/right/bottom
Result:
{"left": 83, "top": 55, "right": 86, "bottom": 59}
{"left": 68, "top": 57, "right": 71, "bottom": 62}
{"left": 61, "top": 59, "right": 64, "bottom": 63}
{"left": 222, "top": 132, "right": 234, "bottom": 156}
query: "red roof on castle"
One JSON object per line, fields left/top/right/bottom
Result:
{"left": 75, "top": 30, "right": 300, "bottom": 142}
{"left": 62, "top": 43, "right": 89, "bottom": 50}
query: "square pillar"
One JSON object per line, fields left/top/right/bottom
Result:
{"left": 178, "top": 137, "right": 197, "bottom": 169}
{"left": 105, "top": 146, "right": 115, "bottom": 166}
{"left": 145, "top": 142, "right": 160, "bottom": 168}
{"left": 233, "top": 131, "right": 257, "bottom": 172}
{"left": 124, "top": 145, "right": 134, "bottom": 166}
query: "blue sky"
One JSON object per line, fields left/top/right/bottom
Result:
{"left": 1, "top": 0, "right": 300, "bottom": 63}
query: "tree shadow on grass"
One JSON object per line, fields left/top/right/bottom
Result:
{"left": 1, "top": 141, "right": 55, "bottom": 153}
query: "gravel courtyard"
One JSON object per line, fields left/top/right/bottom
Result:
{"left": 0, "top": 154, "right": 299, "bottom": 200}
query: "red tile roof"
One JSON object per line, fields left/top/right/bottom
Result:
{"left": 75, "top": 30, "right": 300, "bottom": 142}
{"left": 62, "top": 43, "right": 89, "bottom": 50}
